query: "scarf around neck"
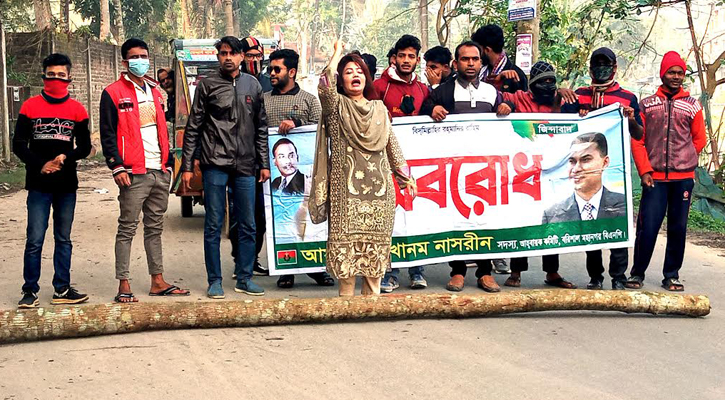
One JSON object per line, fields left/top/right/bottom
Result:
{"left": 589, "top": 81, "right": 619, "bottom": 110}
{"left": 480, "top": 51, "right": 508, "bottom": 80}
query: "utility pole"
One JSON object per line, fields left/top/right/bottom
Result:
{"left": 0, "top": 19, "right": 10, "bottom": 162}
{"left": 419, "top": 0, "right": 428, "bottom": 53}
{"left": 515, "top": 0, "right": 540, "bottom": 64}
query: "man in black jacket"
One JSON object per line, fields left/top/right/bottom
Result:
{"left": 472, "top": 24, "right": 528, "bottom": 95}
{"left": 182, "top": 36, "right": 270, "bottom": 299}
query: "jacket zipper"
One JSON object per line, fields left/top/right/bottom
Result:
{"left": 233, "top": 77, "right": 240, "bottom": 171}
{"left": 122, "top": 136, "right": 126, "bottom": 160}
{"left": 665, "top": 98, "right": 672, "bottom": 179}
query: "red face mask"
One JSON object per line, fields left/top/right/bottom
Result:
{"left": 42, "top": 77, "right": 71, "bottom": 98}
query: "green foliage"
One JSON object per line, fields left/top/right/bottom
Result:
{"left": 238, "top": 0, "right": 272, "bottom": 36}
{"left": 71, "top": 0, "right": 169, "bottom": 44}
{"left": 5, "top": 56, "right": 31, "bottom": 87}
{"left": 0, "top": 0, "right": 34, "bottom": 31}
{"left": 688, "top": 209, "right": 725, "bottom": 234}
{"left": 356, "top": 0, "right": 417, "bottom": 69}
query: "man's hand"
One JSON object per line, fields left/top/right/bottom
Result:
{"left": 579, "top": 108, "right": 590, "bottom": 117}
{"left": 493, "top": 70, "right": 520, "bottom": 82}
{"left": 431, "top": 105, "right": 448, "bottom": 122}
{"left": 181, "top": 171, "right": 194, "bottom": 191}
{"left": 41, "top": 154, "right": 67, "bottom": 174}
{"left": 259, "top": 169, "right": 270, "bottom": 183}
{"left": 641, "top": 172, "right": 654, "bottom": 188}
{"left": 425, "top": 68, "right": 442, "bottom": 86}
{"left": 557, "top": 88, "right": 578, "bottom": 104}
{"left": 622, "top": 106, "right": 636, "bottom": 121}
{"left": 405, "top": 185, "right": 417, "bottom": 199}
{"left": 114, "top": 171, "right": 132, "bottom": 188}
{"left": 496, "top": 103, "right": 512, "bottom": 116}
{"left": 278, "top": 120, "right": 296, "bottom": 135}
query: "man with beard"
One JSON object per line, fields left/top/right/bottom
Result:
{"left": 262, "top": 49, "right": 333, "bottom": 289}
{"left": 373, "top": 35, "right": 430, "bottom": 292}
{"left": 499, "top": 61, "right": 579, "bottom": 289}
{"left": 556, "top": 47, "right": 643, "bottom": 290}
{"left": 157, "top": 68, "right": 175, "bottom": 122}
{"left": 374, "top": 34, "right": 430, "bottom": 118}
{"left": 472, "top": 24, "right": 528, "bottom": 94}
{"left": 182, "top": 36, "right": 270, "bottom": 299}
{"left": 420, "top": 41, "right": 513, "bottom": 293}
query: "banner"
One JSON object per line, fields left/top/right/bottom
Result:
{"left": 264, "top": 105, "right": 634, "bottom": 275}
{"left": 508, "top": 0, "right": 537, "bottom": 21}
{"left": 515, "top": 34, "right": 533, "bottom": 75}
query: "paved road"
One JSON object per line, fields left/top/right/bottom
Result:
{"left": 0, "top": 169, "right": 723, "bottom": 399}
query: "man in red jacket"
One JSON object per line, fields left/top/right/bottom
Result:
{"left": 627, "top": 51, "right": 707, "bottom": 292}
{"left": 100, "top": 38, "right": 189, "bottom": 303}
{"left": 374, "top": 34, "right": 430, "bottom": 118}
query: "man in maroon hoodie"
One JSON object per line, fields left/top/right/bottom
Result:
{"left": 374, "top": 35, "right": 430, "bottom": 118}
{"left": 374, "top": 35, "right": 430, "bottom": 292}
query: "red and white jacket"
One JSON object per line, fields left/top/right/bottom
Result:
{"left": 100, "top": 73, "right": 171, "bottom": 176}
{"left": 633, "top": 86, "right": 707, "bottom": 181}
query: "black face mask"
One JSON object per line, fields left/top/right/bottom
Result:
{"left": 591, "top": 65, "right": 615, "bottom": 83}
{"left": 531, "top": 81, "right": 557, "bottom": 105}
{"left": 400, "top": 95, "right": 416, "bottom": 115}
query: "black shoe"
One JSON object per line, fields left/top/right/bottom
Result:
{"left": 277, "top": 275, "right": 295, "bottom": 289}
{"left": 18, "top": 291, "right": 39, "bottom": 309}
{"left": 254, "top": 262, "right": 269, "bottom": 276}
{"left": 611, "top": 280, "right": 626, "bottom": 290}
{"left": 586, "top": 279, "right": 604, "bottom": 290}
{"left": 51, "top": 286, "right": 89, "bottom": 305}
{"left": 309, "top": 272, "right": 335, "bottom": 286}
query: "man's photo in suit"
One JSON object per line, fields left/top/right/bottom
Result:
{"left": 271, "top": 138, "right": 310, "bottom": 195}
{"left": 542, "top": 132, "right": 625, "bottom": 224}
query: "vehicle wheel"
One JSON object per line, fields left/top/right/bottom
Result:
{"left": 181, "top": 196, "right": 193, "bottom": 217}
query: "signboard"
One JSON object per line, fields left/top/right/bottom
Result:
{"left": 508, "top": 0, "right": 537, "bottom": 21}
{"left": 516, "top": 34, "right": 533, "bottom": 75}
{"left": 175, "top": 48, "right": 218, "bottom": 62}
{"left": 264, "top": 106, "right": 634, "bottom": 275}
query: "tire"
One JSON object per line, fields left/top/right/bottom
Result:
{"left": 181, "top": 196, "right": 193, "bottom": 217}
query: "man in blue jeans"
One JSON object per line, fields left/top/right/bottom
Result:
{"left": 13, "top": 53, "right": 92, "bottom": 308}
{"left": 182, "top": 36, "right": 270, "bottom": 298}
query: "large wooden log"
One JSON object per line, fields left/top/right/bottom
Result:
{"left": 0, "top": 290, "right": 710, "bottom": 344}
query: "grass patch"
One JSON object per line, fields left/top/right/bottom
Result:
{"left": 0, "top": 165, "right": 25, "bottom": 190}
{"left": 688, "top": 209, "right": 725, "bottom": 234}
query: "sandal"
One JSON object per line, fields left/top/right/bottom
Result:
{"left": 114, "top": 292, "right": 138, "bottom": 303}
{"left": 662, "top": 278, "right": 684, "bottom": 292}
{"left": 149, "top": 285, "right": 190, "bottom": 296}
{"left": 277, "top": 275, "right": 295, "bottom": 289}
{"left": 544, "top": 277, "right": 577, "bottom": 289}
{"left": 625, "top": 276, "right": 644, "bottom": 289}
{"left": 309, "top": 272, "right": 335, "bottom": 287}
{"left": 504, "top": 275, "right": 521, "bottom": 287}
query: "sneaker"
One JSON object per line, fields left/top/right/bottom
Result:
{"left": 254, "top": 262, "right": 269, "bottom": 276}
{"left": 409, "top": 273, "right": 428, "bottom": 289}
{"left": 586, "top": 279, "right": 604, "bottom": 290}
{"left": 492, "top": 259, "right": 511, "bottom": 274}
{"left": 380, "top": 276, "right": 400, "bottom": 293}
{"left": 18, "top": 291, "right": 39, "bottom": 309}
{"left": 235, "top": 280, "right": 265, "bottom": 296}
{"left": 207, "top": 282, "right": 225, "bottom": 299}
{"left": 51, "top": 287, "right": 89, "bottom": 305}
{"left": 611, "top": 280, "right": 626, "bottom": 290}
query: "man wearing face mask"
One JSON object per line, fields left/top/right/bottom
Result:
{"left": 500, "top": 61, "right": 579, "bottom": 289}
{"left": 556, "top": 47, "right": 643, "bottom": 290}
{"left": 182, "top": 36, "right": 270, "bottom": 299}
{"left": 100, "top": 38, "right": 189, "bottom": 303}
{"left": 13, "top": 53, "right": 92, "bottom": 308}
{"left": 241, "top": 36, "right": 272, "bottom": 93}
{"left": 373, "top": 34, "right": 430, "bottom": 118}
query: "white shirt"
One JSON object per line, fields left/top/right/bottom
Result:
{"left": 125, "top": 75, "right": 162, "bottom": 171}
{"left": 574, "top": 187, "right": 603, "bottom": 220}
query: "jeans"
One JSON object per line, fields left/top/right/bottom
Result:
{"left": 203, "top": 168, "right": 256, "bottom": 285}
{"left": 229, "top": 180, "right": 266, "bottom": 262}
{"left": 385, "top": 265, "right": 425, "bottom": 280}
{"left": 631, "top": 179, "right": 694, "bottom": 281}
{"left": 23, "top": 190, "right": 76, "bottom": 293}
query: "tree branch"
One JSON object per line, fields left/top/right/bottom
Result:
{"left": 623, "top": 5, "right": 659, "bottom": 77}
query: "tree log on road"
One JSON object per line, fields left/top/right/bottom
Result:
{"left": 0, "top": 290, "right": 710, "bottom": 344}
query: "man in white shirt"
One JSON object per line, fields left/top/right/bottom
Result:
{"left": 541, "top": 132, "right": 627, "bottom": 289}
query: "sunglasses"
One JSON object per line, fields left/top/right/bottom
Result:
{"left": 269, "top": 66, "right": 286, "bottom": 74}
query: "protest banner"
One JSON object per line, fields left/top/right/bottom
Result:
{"left": 264, "top": 104, "right": 634, "bottom": 275}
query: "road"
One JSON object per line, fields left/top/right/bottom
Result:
{"left": 0, "top": 167, "right": 723, "bottom": 400}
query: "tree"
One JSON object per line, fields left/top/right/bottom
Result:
{"left": 223, "top": 0, "right": 234, "bottom": 36}
{"left": 112, "top": 0, "right": 125, "bottom": 42}
{"left": 99, "top": 0, "right": 112, "bottom": 41}
{"left": 72, "top": 0, "right": 171, "bottom": 46}
{"left": 32, "top": 0, "right": 53, "bottom": 31}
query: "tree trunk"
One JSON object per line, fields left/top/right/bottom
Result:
{"left": 223, "top": 0, "right": 234, "bottom": 36}
{"left": 419, "top": 0, "right": 428, "bottom": 53}
{"left": 33, "top": 0, "right": 52, "bottom": 31}
{"left": 60, "top": 0, "right": 71, "bottom": 33}
{"left": 99, "top": 0, "right": 112, "bottom": 41}
{"left": 179, "top": 0, "right": 193, "bottom": 38}
{"left": 112, "top": 0, "right": 126, "bottom": 43}
{"left": 0, "top": 291, "right": 710, "bottom": 344}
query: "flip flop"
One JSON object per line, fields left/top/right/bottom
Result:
{"left": 114, "top": 292, "right": 138, "bottom": 303}
{"left": 148, "top": 285, "right": 190, "bottom": 296}
{"left": 662, "top": 278, "right": 684, "bottom": 292}
{"left": 545, "top": 277, "right": 577, "bottom": 289}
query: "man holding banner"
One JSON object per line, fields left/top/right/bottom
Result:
{"left": 421, "top": 40, "right": 513, "bottom": 292}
